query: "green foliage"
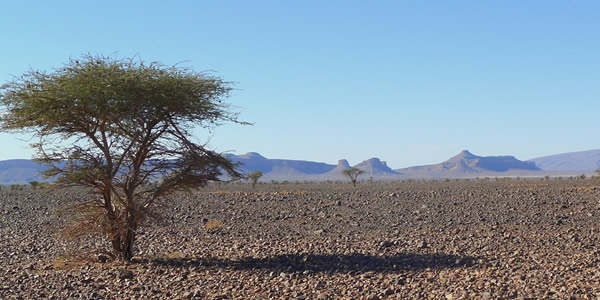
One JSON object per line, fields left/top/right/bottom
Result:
{"left": 341, "top": 167, "right": 365, "bottom": 187}
{"left": 28, "top": 181, "right": 40, "bottom": 189}
{"left": 0, "top": 54, "right": 245, "bottom": 260}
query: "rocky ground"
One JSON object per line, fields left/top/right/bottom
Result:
{"left": 2, "top": 179, "right": 600, "bottom": 299}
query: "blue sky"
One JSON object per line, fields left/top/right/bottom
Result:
{"left": 1, "top": 1, "right": 599, "bottom": 168}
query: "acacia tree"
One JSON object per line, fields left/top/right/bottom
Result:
{"left": 247, "top": 171, "right": 263, "bottom": 189}
{"left": 342, "top": 167, "right": 365, "bottom": 187}
{"left": 0, "top": 55, "right": 245, "bottom": 260}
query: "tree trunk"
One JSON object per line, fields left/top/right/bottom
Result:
{"left": 121, "top": 206, "right": 137, "bottom": 261}
{"left": 103, "top": 185, "right": 124, "bottom": 259}
{"left": 122, "top": 228, "right": 135, "bottom": 261}
{"left": 111, "top": 235, "right": 123, "bottom": 259}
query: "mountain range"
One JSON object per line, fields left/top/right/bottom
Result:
{"left": 225, "top": 149, "right": 596, "bottom": 181}
{"left": 1, "top": 149, "right": 598, "bottom": 184}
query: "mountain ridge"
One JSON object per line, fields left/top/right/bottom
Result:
{"left": 528, "top": 149, "right": 600, "bottom": 171}
{"left": 0, "top": 149, "right": 596, "bottom": 184}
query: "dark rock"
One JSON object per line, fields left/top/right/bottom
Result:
{"left": 118, "top": 269, "right": 134, "bottom": 280}
{"left": 97, "top": 254, "right": 109, "bottom": 263}
{"left": 381, "top": 241, "right": 394, "bottom": 248}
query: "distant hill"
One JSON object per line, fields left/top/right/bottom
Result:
{"left": 226, "top": 152, "right": 337, "bottom": 181}
{"left": 354, "top": 158, "right": 400, "bottom": 176}
{"left": 396, "top": 150, "right": 541, "bottom": 178}
{"left": 0, "top": 159, "right": 48, "bottom": 185}
{"left": 321, "top": 160, "right": 352, "bottom": 180}
{"left": 528, "top": 149, "right": 600, "bottom": 171}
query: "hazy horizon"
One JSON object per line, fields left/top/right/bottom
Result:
{"left": 1, "top": 1, "right": 599, "bottom": 168}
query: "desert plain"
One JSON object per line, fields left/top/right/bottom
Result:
{"left": 2, "top": 179, "right": 600, "bottom": 299}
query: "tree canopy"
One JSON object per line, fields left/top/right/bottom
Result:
{"left": 247, "top": 170, "right": 263, "bottom": 189}
{"left": 342, "top": 167, "right": 365, "bottom": 187}
{"left": 0, "top": 54, "right": 246, "bottom": 260}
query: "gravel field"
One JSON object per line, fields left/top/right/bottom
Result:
{"left": 2, "top": 179, "right": 600, "bottom": 299}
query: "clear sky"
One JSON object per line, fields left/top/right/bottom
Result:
{"left": 1, "top": 1, "right": 599, "bottom": 168}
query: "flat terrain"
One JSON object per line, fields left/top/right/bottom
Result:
{"left": 2, "top": 180, "right": 600, "bottom": 299}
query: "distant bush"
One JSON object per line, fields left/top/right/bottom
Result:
{"left": 28, "top": 181, "right": 40, "bottom": 189}
{"left": 246, "top": 171, "right": 263, "bottom": 190}
{"left": 10, "top": 184, "right": 23, "bottom": 191}
{"left": 579, "top": 174, "right": 586, "bottom": 180}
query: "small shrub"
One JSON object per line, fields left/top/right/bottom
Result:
{"left": 29, "top": 181, "right": 40, "bottom": 189}
{"left": 204, "top": 219, "right": 224, "bottom": 230}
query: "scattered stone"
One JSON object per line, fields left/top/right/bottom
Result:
{"left": 2, "top": 181, "right": 600, "bottom": 298}
{"left": 317, "top": 293, "right": 329, "bottom": 300}
{"left": 366, "top": 293, "right": 379, "bottom": 300}
{"left": 381, "top": 241, "right": 394, "bottom": 248}
{"left": 97, "top": 254, "right": 109, "bottom": 263}
{"left": 118, "top": 269, "right": 134, "bottom": 280}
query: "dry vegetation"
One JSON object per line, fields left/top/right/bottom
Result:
{"left": 1, "top": 179, "right": 600, "bottom": 299}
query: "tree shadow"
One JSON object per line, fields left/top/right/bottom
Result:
{"left": 145, "top": 252, "right": 479, "bottom": 274}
